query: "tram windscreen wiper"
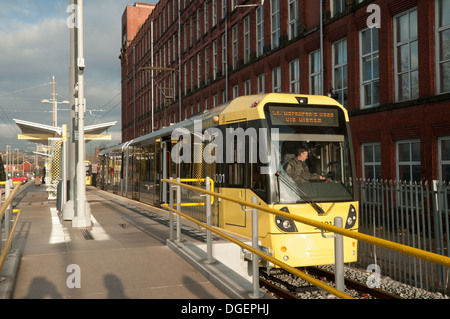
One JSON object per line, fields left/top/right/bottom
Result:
{"left": 276, "top": 171, "right": 326, "bottom": 216}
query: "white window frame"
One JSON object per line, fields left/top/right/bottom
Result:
{"left": 213, "top": 40, "right": 218, "bottom": 80}
{"left": 212, "top": 0, "right": 217, "bottom": 27}
{"left": 233, "top": 85, "right": 239, "bottom": 99}
{"left": 257, "top": 73, "right": 265, "bottom": 93}
{"left": 271, "top": 0, "right": 280, "bottom": 49}
{"left": 396, "top": 139, "right": 421, "bottom": 182}
{"left": 362, "top": 142, "right": 382, "bottom": 180}
{"left": 204, "top": 2, "right": 209, "bottom": 33}
{"left": 438, "top": 137, "right": 450, "bottom": 181}
{"left": 244, "top": 15, "right": 251, "bottom": 64}
{"left": 435, "top": 0, "right": 450, "bottom": 94}
{"left": 232, "top": 24, "right": 239, "bottom": 69}
{"left": 289, "top": 59, "right": 300, "bottom": 93}
{"left": 309, "top": 50, "right": 322, "bottom": 95}
{"left": 393, "top": 8, "right": 418, "bottom": 102}
{"left": 256, "top": 5, "right": 264, "bottom": 57}
{"left": 222, "top": 33, "right": 227, "bottom": 74}
{"left": 272, "top": 66, "right": 281, "bottom": 92}
{"left": 288, "top": 0, "right": 298, "bottom": 40}
{"left": 332, "top": 0, "right": 347, "bottom": 17}
{"left": 360, "top": 27, "right": 380, "bottom": 108}
{"left": 332, "top": 38, "right": 348, "bottom": 106}
{"left": 197, "top": 52, "right": 201, "bottom": 88}
{"left": 244, "top": 79, "right": 251, "bottom": 95}
{"left": 205, "top": 46, "right": 209, "bottom": 83}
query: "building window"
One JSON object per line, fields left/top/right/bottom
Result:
{"left": 289, "top": 59, "right": 300, "bottom": 93}
{"left": 271, "top": 0, "right": 280, "bottom": 49}
{"left": 244, "top": 79, "right": 251, "bottom": 95}
{"left": 257, "top": 74, "right": 265, "bottom": 93}
{"left": 332, "top": 0, "right": 347, "bottom": 17}
{"left": 438, "top": 137, "right": 450, "bottom": 181}
{"left": 396, "top": 140, "right": 421, "bottom": 182}
{"left": 232, "top": 24, "right": 238, "bottom": 69}
{"left": 213, "top": 40, "right": 218, "bottom": 80}
{"left": 360, "top": 27, "right": 380, "bottom": 108}
{"left": 233, "top": 85, "right": 239, "bottom": 99}
{"left": 436, "top": 0, "right": 450, "bottom": 94}
{"left": 394, "top": 8, "right": 418, "bottom": 101}
{"left": 222, "top": 33, "right": 227, "bottom": 74}
{"left": 197, "top": 52, "right": 202, "bottom": 88}
{"left": 309, "top": 50, "right": 322, "bottom": 95}
{"left": 222, "top": 0, "right": 227, "bottom": 20}
{"left": 205, "top": 46, "right": 209, "bottom": 83}
{"left": 212, "top": 0, "right": 217, "bottom": 26}
{"left": 204, "top": 2, "right": 209, "bottom": 32}
{"left": 256, "top": 6, "right": 264, "bottom": 57}
{"left": 213, "top": 94, "right": 218, "bottom": 107}
{"left": 183, "top": 62, "right": 187, "bottom": 94}
{"left": 244, "top": 15, "right": 251, "bottom": 64}
{"left": 288, "top": 0, "right": 298, "bottom": 40}
{"left": 190, "top": 16, "right": 194, "bottom": 46}
{"left": 197, "top": 8, "right": 201, "bottom": 40}
{"left": 272, "top": 66, "right": 281, "bottom": 92}
{"left": 333, "top": 38, "right": 348, "bottom": 106}
{"left": 190, "top": 57, "right": 194, "bottom": 90}
{"left": 362, "top": 143, "right": 381, "bottom": 180}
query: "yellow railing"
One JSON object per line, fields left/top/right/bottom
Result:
{"left": 176, "top": 178, "right": 214, "bottom": 206}
{"left": 0, "top": 182, "right": 22, "bottom": 274}
{"left": 161, "top": 178, "right": 450, "bottom": 299}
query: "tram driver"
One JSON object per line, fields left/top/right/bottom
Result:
{"left": 284, "top": 147, "right": 326, "bottom": 183}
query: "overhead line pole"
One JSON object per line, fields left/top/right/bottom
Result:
{"left": 72, "top": 0, "right": 91, "bottom": 227}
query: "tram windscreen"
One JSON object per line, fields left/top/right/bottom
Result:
{"left": 266, "top": 104, "right": 354, "bottom": 204}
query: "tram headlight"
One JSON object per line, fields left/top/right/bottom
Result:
{"left": 275, "top": 216, "right": 298, "bottom": 233}
{"left": 345, "top": 204, "right": 357, "bottom": 229}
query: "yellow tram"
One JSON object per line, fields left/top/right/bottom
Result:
{"left": 98, "top": 93, "right": 358, "bottom": 268}
{"left": 85, "top": 160, "right": 92, "bottom": 186}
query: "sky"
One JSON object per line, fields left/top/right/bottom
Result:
{"left": 0, "top": 0, "right": 157, "bottom": 156}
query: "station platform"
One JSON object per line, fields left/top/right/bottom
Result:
{"left": 2, "top": 182, "right": 270, "bottom": 300}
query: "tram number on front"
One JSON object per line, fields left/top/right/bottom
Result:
{"left": 214, "top": 173, "right": 225, "bottom": 184}
{"left": 314, "top": 220, "right": 333, "bottom": 230}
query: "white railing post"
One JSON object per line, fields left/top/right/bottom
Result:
{"left": 249, "top": 196, "right": 263, "bottom": 299}
{"left": 205, "top": 177, "right": 215, "bottom": 264}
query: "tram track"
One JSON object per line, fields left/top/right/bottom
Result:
{"left": 259, "top": 266, "right": 404, "bottom": 299}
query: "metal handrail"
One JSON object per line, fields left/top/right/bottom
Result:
{"left": 0, "top": 181, "right": 22, "bottom": 273}
{"left": 162, "top": 177, "right": 354, "bottom": 299}
{"left": 162, "top": 178, "right": 450, "bottom": 269}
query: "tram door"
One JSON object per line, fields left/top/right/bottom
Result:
{"left": 220, "top": 121, "right": 253, "bottom": 232}
{"left": 156, "top": 140, "right": 170, "bottom": 206}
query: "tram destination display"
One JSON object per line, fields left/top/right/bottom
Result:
{"left": 269, "top": 106, "right": 339, "bottom": 127}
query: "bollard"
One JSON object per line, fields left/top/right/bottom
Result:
{"left": 249, "top": 196, "right": 263, "bottom": 299}
{"left": 205, "top": 177, "right": 215, "bottom": 264}
{"left": 321, "top": 216, "right": 345, "bottom": 294}
{"left": 169, "top": 177, "right": 174, "bottom": 241}
{"left": 334, "top": 217, "right": 345, "bottom": 293}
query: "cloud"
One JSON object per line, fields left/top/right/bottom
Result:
{"left": 0, "top": 0, "right": 132, "bottom": 152}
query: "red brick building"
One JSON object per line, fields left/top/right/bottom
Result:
{"left": 120, "top": 0, "right": 450, "bottom": 182}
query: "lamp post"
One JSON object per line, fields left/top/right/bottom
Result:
{"left": 41, "top": 76, "right": 69, "bottom": 128}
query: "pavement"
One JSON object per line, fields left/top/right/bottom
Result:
{"left": 1, "top": 182, "right": 235, "bottom": 299}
